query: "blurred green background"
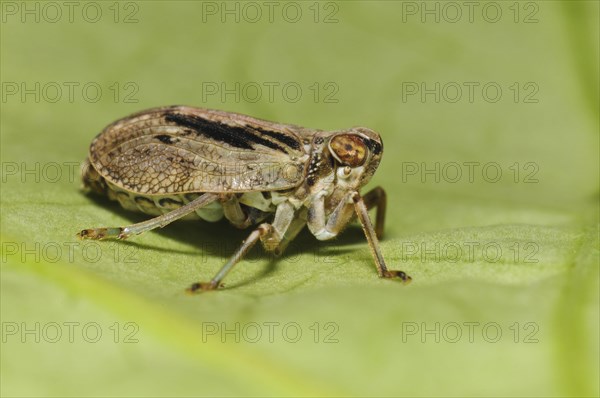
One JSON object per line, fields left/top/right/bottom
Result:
{"left": 1, "top": 1, "right": 598, "bottom": 396}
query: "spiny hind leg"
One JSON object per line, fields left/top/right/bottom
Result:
{"left": 77, "top": 193, "right": 219, "bottom": 240}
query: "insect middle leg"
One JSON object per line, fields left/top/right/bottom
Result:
{"left": 187, "top": 201, "right": 300, "bottom": 292}
{"left": 220, "top": 194, "right": 252, "bottom": 229}
{"left": 77, "top": 193, "right": 219, "bottom": 240}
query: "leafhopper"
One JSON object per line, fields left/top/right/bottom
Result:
{"left": 77, "top": 106, "right": 411, "bottom": 292}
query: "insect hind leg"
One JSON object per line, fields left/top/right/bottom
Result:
{"left": 77, "top": 193, "right": 219, "bottom": 240}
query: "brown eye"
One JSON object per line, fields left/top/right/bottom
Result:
{"left": 329, "top": 134, "right": 367, "bottom": 167}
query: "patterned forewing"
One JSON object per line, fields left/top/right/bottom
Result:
{"left": 89, "top": 106, "right": 309, "bottom": 194}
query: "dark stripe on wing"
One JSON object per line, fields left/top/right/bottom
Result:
{"left": 241, "top": 126, "right": 287, "bottom": 152}
{"left": 165, "top": 112, "right": 299, "bottom": 154}
{"left": 253, "top": 127, "right": 302, "bottom": 150}
{"left": 165, "top": 113, "right": 254, "bottom": 150}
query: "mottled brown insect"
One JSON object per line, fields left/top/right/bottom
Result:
{"left": 77, "top": 106, "right": 411, "bottom": 292}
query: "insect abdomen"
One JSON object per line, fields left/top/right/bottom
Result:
{"left": 81, "top": 159, "right": 224, "bottom": 222}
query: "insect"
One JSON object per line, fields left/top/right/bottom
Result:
{"left": 77, "top": 105, "right": 411, "bottom": 292}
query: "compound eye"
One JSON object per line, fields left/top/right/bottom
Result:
{"left": 329, "top": 134, "right": 367, "bottom": 167}
{"left": 342, "top": 166, "right": 351, "bottom": 177}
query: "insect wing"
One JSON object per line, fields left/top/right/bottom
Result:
{"left": 89, "top": 106, "right": 308, "bottom": 194}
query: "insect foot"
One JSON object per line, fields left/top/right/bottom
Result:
{"left": 381, "top": 270, "right": 412, "bottom": 284}
{"left": 76, "top": 227, "right": 125, "bottom": 240}
{"left": 186, "top": 281, "right": 224, "bottom": 294}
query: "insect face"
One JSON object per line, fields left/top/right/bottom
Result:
{"left": 327, "top": 127, "right": 384, "bottom": 190}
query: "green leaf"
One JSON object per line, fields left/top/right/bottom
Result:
{"left": 1, "top": 1, "right": 598, "bottom": 396}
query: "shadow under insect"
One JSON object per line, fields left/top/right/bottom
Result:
{"left": 81, "top": 192, "right": 365, "bottom": 288}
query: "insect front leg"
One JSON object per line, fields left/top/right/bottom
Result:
{"left": 77, "top": 193, "right": 219, "bottom": 240}
{"left": 187, "top": 201, "right": 298, "bottom": 293}
{"left": 352, "top": 192, "right": 411, "bottom": 283}
{"left": 307, "top": 191, "right": 411, "bottom": 283}
{"left": 307, "top": 191, "right": 355, "bottom": 241}
{"left": 361, "top": 186, "right": 386, "bottom": 240}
